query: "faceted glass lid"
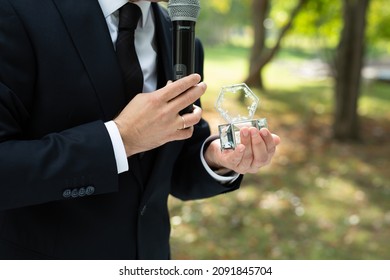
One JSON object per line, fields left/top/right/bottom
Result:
{"left": 215, "top": 83, "right": 259, "bottom": 123}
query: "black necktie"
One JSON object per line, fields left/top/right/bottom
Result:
{"left": 116, "top": 3, "right": 143, "bottom": 101}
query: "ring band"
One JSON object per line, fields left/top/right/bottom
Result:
{"left": 180, "top": 116, "right": 186, "bottom": 130}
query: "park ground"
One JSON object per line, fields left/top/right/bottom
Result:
{"left": 169, "top": 45, "right": 390, "bottom": 260}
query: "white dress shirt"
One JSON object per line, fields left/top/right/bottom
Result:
{"left": 98, "top": 0, "right": 239, "bottom": 183}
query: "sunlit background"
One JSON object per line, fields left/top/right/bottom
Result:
{"left": 168, "top": 0, "right": 390, "bottom": 259}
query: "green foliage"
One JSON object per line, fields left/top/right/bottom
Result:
{"left": 287, "top": 0, "right": 390, "bottom": 50}
{"left": 269, "top": 0, "right": 304, "bottom": 26}
{"left": 291, "top": 0, "right": 342, "bottom": 47}
{"left": 367, "top": 0, "right": 390, "bottom": 43}
{"left": 207, "top": 0, "right": 232, "bottom": 14}
{"left": 196, "top": 0, "right": 390, "bottom": 52}
{"left": 169, "top": 45, "right": 390, "bottom": 260}
{"left": 197, "top": 0, "right": 251, "bottom": 45}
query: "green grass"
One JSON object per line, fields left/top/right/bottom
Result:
{"left": 169, "top": 45, "right": 390, "bottom": 260}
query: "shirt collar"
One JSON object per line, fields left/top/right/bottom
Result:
{"left": 98, "top": 0, "right": 151, "bottom": 27}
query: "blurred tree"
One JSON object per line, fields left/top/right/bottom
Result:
{"left": 291, "top": 0, "right": 342, "bottom": 70}
{"left": 245, "top": 0, "right": 269, "bottom": 89}
{"left": 333, "top": 0, "right": 370, "bottom": 141}
{"left": 289, "top": 0, "right": 389, "bottom": 140}
{"left": 245, "top": 0, "right": 307, "bottom": 89}
{"left": 195, "top": 0, "right": 388, "bottom": 141}
{"left": 197, "top": 0, "right": 251, "bottom": 45}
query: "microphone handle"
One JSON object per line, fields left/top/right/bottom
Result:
{"left": 173, "top": 21, "right": 196, "bottom": 115}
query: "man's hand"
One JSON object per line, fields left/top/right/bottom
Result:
{"left": 204, "top": 127, "right": 281, "bottom": 174}
{"left": 114, "top": 74, "right": 206, "bottom": 157}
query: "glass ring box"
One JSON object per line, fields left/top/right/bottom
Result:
{"left": 215, "top": 83, "right": 268, "bottom": 150}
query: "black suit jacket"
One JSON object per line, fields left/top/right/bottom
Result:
{"left": 0, "top": 0, "right": 242, "bottom": 259}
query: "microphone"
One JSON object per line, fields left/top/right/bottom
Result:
{"left": 168, "top": 0, "right": 201, "bottom": 115}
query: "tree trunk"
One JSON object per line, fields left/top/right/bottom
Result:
{"left": 246, "top": 0, "right": 269, "bottom": 89}
{"left": 245, "top": 0, "right": 306, "bottom": 90}
{"left": 333, "top": 0, "right": 369, "bottom": 141}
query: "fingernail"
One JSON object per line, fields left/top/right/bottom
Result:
{"left": 261, "top": 129, "right": 268, "bottom": 137}
{"left": 242, "top": 129, "right": 249, "bottom": 137}
{"left": 198, "top": 82, "right": 207, "bottom": 90}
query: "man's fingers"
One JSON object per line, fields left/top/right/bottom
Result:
{"left": 174, "top": 125, "right": 194, "bottom": 140}
{"left": 235, "top": 128, "right": 277, "bottom": 173}
{"left": 236, "top": 127, "right": 253, "bottom": 170}
{"left": 250, "top": 129, "right": 269, "bottom": 168}
{"left": 176, "top": 105, "right": 202, "bottom": 130}
{"left": 159, "top": 74, "right": 202, "bottom": 102}
{"left": 220, "top": 145, "right": 245, "bottom": 170}
{"left": 169, "top": 82, "right": 207, "bottom": 112}
{"left": 272, "top": 133, "right": 281, "bottom": 146}
{"left": 260, "top": 128, "right": 276, "bottom": 154}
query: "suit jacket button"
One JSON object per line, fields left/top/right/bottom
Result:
{"left": 86, "top": 186, "right": 95, "bottom": 195}
{"left": 71, "top": 188, "right": 79, "bottom": 198}
{"left": 78, "top": 187, "right": 86, "bottom": 197}
{"left": 63, "top": 189, "right": 71, "bottom": 198}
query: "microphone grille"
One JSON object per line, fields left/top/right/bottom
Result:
{"left": 167, "top": 0, "right": 201, "bottom": 22}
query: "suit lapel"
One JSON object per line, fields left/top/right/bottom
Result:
{"left": 52, "top": 0, "right": 145, "bottom": 185}
{"left": 52, "top": 1, "right": 178, "bottom": 191}
{"left": 139, "top": 4, "right": 179, "bottom": 201}
{"left": 51, "top": 0, "right": 126, "bottom": 121}
{"left": 152, "top": 3, "right": 173, "bottom": 85}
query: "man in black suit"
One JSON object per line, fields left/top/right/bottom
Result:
{"left": 0, "top": 0, "right": 280, "bottom": 259}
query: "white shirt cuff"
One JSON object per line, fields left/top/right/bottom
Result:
{"left": 200, "top": 135, "right": 240, "bottom": 184}
{"left": 105, "top": 122, "right": 238, "bottom": 181}
{"left": 105, "top": 121, "right": 129, "bottom": 174}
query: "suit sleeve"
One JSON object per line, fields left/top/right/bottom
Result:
{"left": 170, "top": 39, "right": 243, "bottom": 200}
{"left": 0, "top": 0, "right": 119, "bottom": 211}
